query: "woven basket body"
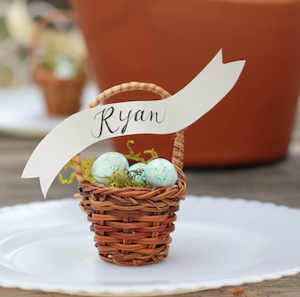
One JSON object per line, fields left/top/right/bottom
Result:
{"left": 34, "top": 68, "right": 86, "bottom": 116}
{"left": 73, "top": 82, "right": 186, "bottom": 266}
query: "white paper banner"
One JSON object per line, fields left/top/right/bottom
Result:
{"left": 22, "top": 50, "right": 245, "bottom": 197}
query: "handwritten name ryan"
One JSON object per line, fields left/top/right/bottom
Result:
{"left": 91, "top": 106, "right": 167, "bottom": 138}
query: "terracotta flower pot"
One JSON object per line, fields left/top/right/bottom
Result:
{"left": 71, "top": 0, "right": 300, "bottom": 167}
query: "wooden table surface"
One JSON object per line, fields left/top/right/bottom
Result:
{"left": 0, "top": 109, "right": 300, "bottom": 297}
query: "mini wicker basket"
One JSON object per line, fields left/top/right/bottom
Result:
{"left": 30, "top": 12, "right": 86, "bottom": 116}
{"left": 73, "top": 82, "right": 186, "bottom": 266}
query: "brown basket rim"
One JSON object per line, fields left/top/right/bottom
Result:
{"left": 33, "top": 67, "right": 86, "bottom": 83}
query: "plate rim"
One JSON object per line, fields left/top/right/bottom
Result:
{"left": 0, "top": 196, "right": 300, "bottom": 296}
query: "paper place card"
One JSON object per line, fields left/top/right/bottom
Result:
{"left": 22, "top": 49, "right": 246, "bottom": 197}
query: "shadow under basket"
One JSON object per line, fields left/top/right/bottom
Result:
{"left": 73, "top": 82, "right": 187, "bottom": 266}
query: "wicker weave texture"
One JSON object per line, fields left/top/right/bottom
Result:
{"left": 34, "top": 68, "right": 86, "bottom": 116}
{"left": 78, "top": 175, "right": 186, "bottom": 266}
{"left": 74, "top": 82, "right": 186, "bottom": 266}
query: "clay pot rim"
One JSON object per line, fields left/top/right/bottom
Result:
{"left": 210, "top": 0, "right": 299, "bottom": 5}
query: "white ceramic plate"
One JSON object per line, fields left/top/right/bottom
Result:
{"left": 0, "top": 83, "right": 99, "bottom": 138}
{"left": 0, "top": 196, "right": 300, "bottom": 296}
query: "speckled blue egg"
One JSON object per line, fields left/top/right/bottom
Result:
{"left": 129, "top": 162, "right": 147, "bottom": 183}
{"left": 144, "top": 158, "right": 178, "bottom": 187}
{"left": 92, "top": 152, "right": 129, "bottom": 184}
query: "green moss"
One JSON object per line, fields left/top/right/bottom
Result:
{"left": 124, "top": 140, "right": 158, "bottom": 164}
{"left": 58, "top": 159, "right": 75, "bottom": 184}
{"left": 105, "top": 168, "right": 151, "bottom": 188}
{"left": 39, "top": 53, "right": 84, "bottom": 74}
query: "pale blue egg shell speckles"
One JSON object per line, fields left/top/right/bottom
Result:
{"left": 91, "top": 152, "right": 129, "bottom": 184}
{"left": 129, "top": 162, "right": 147, "bottom": 183}
{"left": 144, "top": 158, "right": 178, "bottom": 187}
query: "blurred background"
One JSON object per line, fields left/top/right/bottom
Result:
{"left": 0, "top": 0, "right": 27, "bottom": 88}
{"left": 0, "top": 0, "right": 78, "bottom": 88}
{"left": 0, "top": 0, "right": 100, "bottom": 137}
{"left": 0, "top": 0, "right": 299, "bottom": 166}
{"left": 1, "top": 0, "right": 299, "bottom": 167}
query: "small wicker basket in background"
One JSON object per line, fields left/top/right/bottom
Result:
{"left": 29, "top": 11, "right": 86, "bottom": 116}
{"left": 73, "top": 82, "right": 186, "bottom": 266}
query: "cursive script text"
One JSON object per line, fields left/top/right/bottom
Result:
{"left": 91, "top": 107, "right": 166, "bottom": 138}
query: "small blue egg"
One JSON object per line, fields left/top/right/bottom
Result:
{"left": 129, "top": 162, "right": 146, "bottom": 183}
{"left": 92, "top": 152, "right": 129, "bottom": 184}
{"left": 144, "top": 158, "right": 178, "bottom": 187}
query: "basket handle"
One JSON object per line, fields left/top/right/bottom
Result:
{"left": 72, "top": 82, "right": 184, "bottom": 183}
{"left": 28, "top": 10, "right": 75, "bottom": 71}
